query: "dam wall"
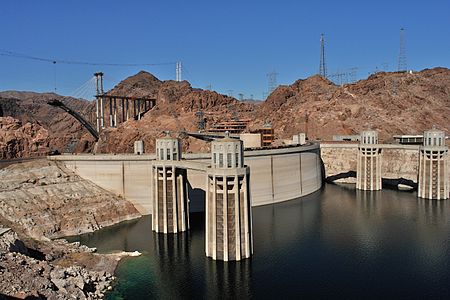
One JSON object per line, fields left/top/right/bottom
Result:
{"left": 320, "top": 143, "right": 450, "bottom": 184}
{"left": 49, "top": 144, "right": 322, "bottom": 215}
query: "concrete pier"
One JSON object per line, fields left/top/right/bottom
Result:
{"left": 152, "top": 137, "right": 189, "bottom": 233}
{"left": 205, "top": 135, "right": 253, "bottom": 261}
{"left": 418, "top": 129, "right": 449, "bottom": 200}
{"left": 356, "top": 131, "right": 382, "bottom": 190}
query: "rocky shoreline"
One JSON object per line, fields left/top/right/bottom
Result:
{"left": 0, "top": 226, "right": 125, "bottom": 299}
{"left": 0, "top": 160, "right": 143, "bottom": 299}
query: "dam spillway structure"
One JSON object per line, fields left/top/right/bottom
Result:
{"left": 356, "top": 130, "right": 382, "bottom": 191}
{"left": 205, "top": 134, "right": 253, "bottom": 261}
{"left": 418, "top": 129, "right": 449, "bottom": 200}
{"left": 151, "top": 135, "right": 189, "bottom": 233}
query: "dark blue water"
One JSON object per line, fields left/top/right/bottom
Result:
{"left": 70, "top": 184, "right": 450, "bottom": 299}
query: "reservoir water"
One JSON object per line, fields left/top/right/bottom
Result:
{"left": 70, "top": 184, "right": 450, "bottom": 299}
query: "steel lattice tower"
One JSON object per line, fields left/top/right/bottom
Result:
{"left": 398, "top": 28, "right": 407, "bottom": 71}
{"left": 319, "top": 33, "right": 327, "bottom": 78}
{"left": 267, "top": 71, "right": 278, "bottom": 94}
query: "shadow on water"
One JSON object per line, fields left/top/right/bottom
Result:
{"left": 187, "top": 180, "right": 206, "bottom": 213}
{"left": 71, "top": 184, "right": 450, "bottom": 299}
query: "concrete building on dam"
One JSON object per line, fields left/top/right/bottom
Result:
{"left": 418, "top": 129, "right": 449, "bottom": 200}
{"left": 152, "top": 136, "right": 189, "bottom": 233}
{"left": 205, "top": 135, "right": 253, "bottom": 261}
{"left": 356, "top": 130, "right": 382, "bottom": 191}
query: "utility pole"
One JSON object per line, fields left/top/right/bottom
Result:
{"left": 398, "top": 28, "right": 407, "bottom": 71}
{"left": 319, "top": 33, "right": 327, "bottom": 78}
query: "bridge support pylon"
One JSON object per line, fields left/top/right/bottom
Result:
{"left": 356, "top": 130, "right": 382, "bottom": 191}
{"left": 418, "top": 128, "right": 449, "bottom": 200}
{"left": 205, "top": 133, "right": 253, "bottom": 261}
{"left": 152, "top": 135, "right": 189, "bottom": 233}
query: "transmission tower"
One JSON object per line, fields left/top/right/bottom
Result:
{"left": 176, "top": 61, "right": 182, "bottom": 81}
{"left": 267, "top": 71, "right": 278, "bottom": 95}
{"left": 238, "top": 93, "right": 244, "bottom": 101}
{"left": 398, "top": 28, "right": 407, "bottom": 71}
{"left": 349, "top": 67, "right": 358, "bottom": 83}
{"left": 319, "top": 33, "right": 327, "bottom": 78}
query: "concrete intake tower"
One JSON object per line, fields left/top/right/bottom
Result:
{"left": 205, "top": 134, "right": 253, "bottom": 261}
{"left": 152, "top": 136, "right": 189, "bottom": 233}
{"left": 356, "top": 130, "right": 382, "bottom": 191}
{"left": 418, "top": 128, "right": 449, "bottom": 200}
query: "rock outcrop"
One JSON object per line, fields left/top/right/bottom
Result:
{"left": 0, "top": 226, "right": 120, "bottom": 299}
{"left": 0, "top": 159, "right": 142, "bottom": 299}
{"left": 0, "top": 92, "right": 96, "bottom": 157}
{"left": 257, "top": 68, "right": 450, "bottom": 141}
{"left": 0, "top": 159, "right": 141, "bottom": 240}
{"left": 0, "top": 116, "right": 51, "bottom": 159}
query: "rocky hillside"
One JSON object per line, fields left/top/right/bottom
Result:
{"left": 0, "top": 67, "right": 449, "bottom": 157}
{"left": 258, "top": 68, "right": 450, "bottom": 141}
{"left": 0, "top": 226, "right": 119, "bottom": 299}
{"left": 0, "top": 116, "right": 50, "bottom": 159}
{"left": 0, "top": 91, "right": 96, "bottom": 157}
{"left": 96, "top": 71, "right": 254, "bottom": 153}
{"left": 0, "top": 159, "right": 141, "bottom": 240}
{"left": 0, "top": 159, "right": 143, "bottom": 299}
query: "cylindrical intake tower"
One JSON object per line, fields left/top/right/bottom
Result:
{"left": 205, "top": 134, "right": 253, "bottom": 261}
{"left": 418, "top": 129, "right": 448, "bottom": 200}
{"left": 152, "top": 136, "right": 189, "bottom": 233}
{"left": 356, "top": 130, "right": 382, "bottom": 191}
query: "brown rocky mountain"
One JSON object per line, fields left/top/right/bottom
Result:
{"left": 0, "top": 67, "right": 449, "bottom": 157}
{"left": 258, "top": 68, "right": 450, "bottom": 141}
{"left": 96, "top": 71, "right": 254, "bottom": 153}
{"left": 0, "top": 91, "right": 96, "bottom": 157}
{"left": 0, "top": 116, "right": 50, "bottom": 159}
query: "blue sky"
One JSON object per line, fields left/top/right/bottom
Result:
{"left": 1, "top": 0, "right": 449, "bottom": 100}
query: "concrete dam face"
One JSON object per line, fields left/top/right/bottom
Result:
{"left": 49, "top": 144, "right": 323, "bottom": 215}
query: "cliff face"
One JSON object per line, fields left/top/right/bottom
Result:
{"left": 0, "top": 92, "right": 96, "bottom": 157}
{"left": 0, "top": 116, "right": 50, "bottom": 159}
{"left": 0, "top": 159, "right": 141, "bottom": 240}
{"left": 257, "top": 68, "right": 450, "bottom": 141}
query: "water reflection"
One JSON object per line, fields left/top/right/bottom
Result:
{"left": 205, "top": 259, "right": 251, "bottom": 299}
{"left": 72, "top": 184, "right": 450, "bottom": 299}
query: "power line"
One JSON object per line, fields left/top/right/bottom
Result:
{"left": 0, "top": 49, "right": 176, "bottom": 67}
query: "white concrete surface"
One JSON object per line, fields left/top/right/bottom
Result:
{"left": 49, "top": 144, "right": 322, "bottom": 215}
